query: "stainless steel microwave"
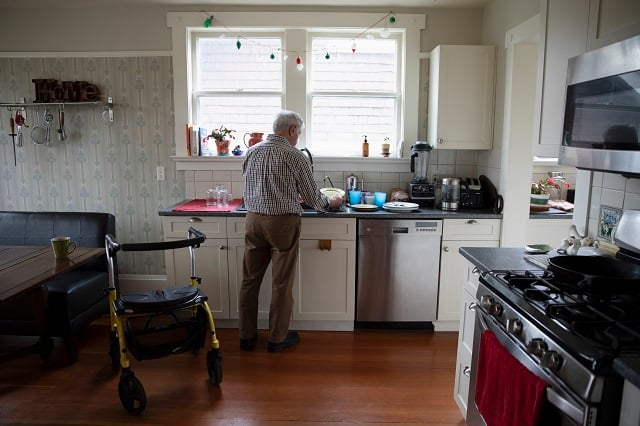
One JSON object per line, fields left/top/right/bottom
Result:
{"left": 558, "top": 34, "right": 640, "bottom": 176}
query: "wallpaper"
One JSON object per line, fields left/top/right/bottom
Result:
{"left": 0, "top": 57, "right": 185, "bottom": 274}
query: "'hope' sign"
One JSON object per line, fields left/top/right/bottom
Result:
{"left": 32, "top": 79, "right": 101, "bottom": 103}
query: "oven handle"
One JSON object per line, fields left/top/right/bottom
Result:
{"left": 546, "top": 387, "right": 584, "bottom": 424}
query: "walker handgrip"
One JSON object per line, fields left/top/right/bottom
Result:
{"left": 119, "top": 228, "right": 207, "bottom": 252}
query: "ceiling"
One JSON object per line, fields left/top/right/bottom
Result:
{"left": 11, "top": 0, "right": 490, "bottom": 8}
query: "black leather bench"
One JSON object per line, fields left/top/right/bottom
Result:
{"left": 0, "top": 211, "right": 115, "bottom": 363}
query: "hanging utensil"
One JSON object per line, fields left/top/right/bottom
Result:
{"left": 14, "top": 109, "right": 25, "bottom": 147}
{"left": 44, "top": 107, "right": 54, "bottom": 144}
{"left": 57, "top": 106, "right": 66, "bottom": 141}
{"left": 8, "top": 115, "right": 17, "bottom": 166}
{"left": 30, "top": 107, "right": 47, "bottom": 145}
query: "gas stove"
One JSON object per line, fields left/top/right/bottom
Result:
{"left": 485, "top": 268, "right": 640, "bottom": 372}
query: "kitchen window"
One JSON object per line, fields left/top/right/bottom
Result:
{"left": 168, "top": 12, "right": 425, "bottom": 159}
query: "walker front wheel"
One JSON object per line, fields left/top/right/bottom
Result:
{"left": 118, "top": 371, "right": 147, "bottom": 414}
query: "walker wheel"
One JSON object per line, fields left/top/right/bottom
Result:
{"left": 108, "top": 331, "right": 120, "bottom": 369}
{"left": 206, "top": 348, "right": 223, "bottom": 385}
{"left": 118, "top": 372, "right": 147, "bottom": 414}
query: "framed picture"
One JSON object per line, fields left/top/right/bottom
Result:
{"left": 598, "top": 205, "right": 623, "bottom": 241}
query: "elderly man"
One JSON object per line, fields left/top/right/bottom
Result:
{"left": 240, "top": 110, "right": 343, "bottom": 352}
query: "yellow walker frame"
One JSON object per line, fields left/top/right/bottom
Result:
{"left": 105, "top": 227, "right": 221, "bottom": 414}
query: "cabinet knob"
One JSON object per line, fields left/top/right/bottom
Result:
{"left": 468, "top": 302, "right": 477, "bottom": 311}
{"left": 188, "top": 217, "right": 202, "bottom": 223}
{"left": 438, "top": 138, "right": 444, "bottom": 144}
{"left": 218, "top": 245, "right": 226, "bottom": 250}
{"left": 443, "top": 246, "right": 450, "bottom": 252}
{"left": 463, "top": 366, "right": 471, "bottom": 377}
{"left": 472, "top": 266, "right": 480, "bottom": 276}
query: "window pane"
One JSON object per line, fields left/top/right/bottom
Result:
{"left": 311, "top": 37, "right": 398, "bottom": 92}
{"left": 197, "top": 96, "right": 281, "bottom": 137}
{"left": 310, "top": 96, "right": 396, "bottom": 156}
{"left": 196, "top": 37, "right": 282, "bottom": 91}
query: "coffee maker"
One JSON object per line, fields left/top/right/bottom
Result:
{"left": 407, "top": 141, "right": 435, "bottom": 206}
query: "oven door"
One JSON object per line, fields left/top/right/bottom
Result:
{"left": 466, "top": 296, "right": 590, "bottom": 426}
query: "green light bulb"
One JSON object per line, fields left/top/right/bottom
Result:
{"left": 325, "top": 52, "right": 330, "bottom": 60}
{"left": 236, "top": 39, "right": 242, "bottom": 50}
{"left": 389, "top": 16, "right": 396, "bottom": 24}
{"left": 270, "top": 52, "right": 275, "bottom": 60}
{"left": 204, "top": 17, "right": 212, "bottom": 28}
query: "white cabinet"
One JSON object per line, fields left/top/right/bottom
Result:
{"left": 225, "top": 216, "right": 357, "bottom": 330}
{"left": 435, "top": 219, "right": 500, "bottom": 331}
{"left": 294, "top": 218, "right": 356, "bottom": 327}
{"left": 453, "top": 261, "right": 481, "bottom": 419}
{"left": 534, "top": 0, "right": 589, "bottom": 158}
{"left": 525, "top": 218, "right": 571, "bottom": 246}
{"left": 428, "top": 45, "right": 496, "bottom": 150}
{"left": 162, "top": 216, "right": 230, "bottom": 319}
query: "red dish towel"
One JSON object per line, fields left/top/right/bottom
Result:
{"left": 172, "top": 199, "right": 243, "bottom": 212}
{"left": 475, "top": 330, "right": 549, "bottom": 426}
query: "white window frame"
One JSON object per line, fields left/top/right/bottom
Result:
{"left": 168, "top": 11, "right": 425, "bottom": 158}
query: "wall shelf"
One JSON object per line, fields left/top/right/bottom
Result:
{"left": 1, "top": 97, "right": 114, "bottom": 122}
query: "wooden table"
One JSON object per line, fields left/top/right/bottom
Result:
{"left": 0, "top": 245, "right": 105, "bottom": 363}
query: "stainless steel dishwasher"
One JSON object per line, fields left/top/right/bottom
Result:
{"left": 356, "top": 219, "right": 442, "bottom": 325}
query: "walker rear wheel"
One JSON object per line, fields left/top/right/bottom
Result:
{"left": 118, "top": 372, "right": 147, "bottom": 414}
{"left": 206, "top": 348, "right": 223, "bottom": 385}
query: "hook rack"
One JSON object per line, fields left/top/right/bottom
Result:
{"left": 0, "top": 97, "right": 114, "bottom": 123}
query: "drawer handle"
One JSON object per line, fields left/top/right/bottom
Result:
{"left": 188, "top": 217, "right": 202, "bottom": 223}
{"left": 466, "top": 219, "right": 478, "bottom": 225}
{"left": 472, "top": 266, "right": 480, "bottom": 275}
{"left": 319, "top": 239, "right": 332, "bottom": 251}
{"left": 469, "top": 302, "right": 478, "bottom": 311}
{"left": 463, "top": 366, "right": 471, "bottom": 377}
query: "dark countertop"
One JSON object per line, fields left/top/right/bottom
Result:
{"left": 459, "top": 246, "right": 640, "bottom": 389}
{"left": 529, "top": 208, "right": 573, "bottom": 219}
{"left": 458, "top": 246, "right": 547, "bottom": 273}
{"left": 159, "top": 200, "right": 503, "bottom": 219}
{"left": 614, "top": 358, "right": 640, "bottom": 390}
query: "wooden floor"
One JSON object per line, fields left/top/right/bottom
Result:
{"left": 0, "top": 319, "right": 465, "bottom": 425}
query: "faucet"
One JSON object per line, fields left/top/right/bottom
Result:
{"left": 323, "top": 176, "right": 334, "bottom": 188}
{"left": 300, "top": 148, "right": 314, "bottom": 171}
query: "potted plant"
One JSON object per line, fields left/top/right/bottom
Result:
{"left": 208, "top": 126, "right": 236, "bottom": 156}
{"left": 530, "top": 179, "right": 551, "bottom": 206}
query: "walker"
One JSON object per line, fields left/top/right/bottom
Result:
{"left": 104, "top": 227, "right": 222, "bottom": 414}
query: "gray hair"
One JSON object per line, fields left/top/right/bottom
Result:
{"left": 273, "top": 110, "right": 304, "bottom": 132}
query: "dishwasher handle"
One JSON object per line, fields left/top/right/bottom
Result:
{"left": 392, "top": 227, "right": 409, "bottom": 234}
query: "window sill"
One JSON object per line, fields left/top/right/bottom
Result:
{"left": 172, "top": 155, "right": 408, "bottom": 172}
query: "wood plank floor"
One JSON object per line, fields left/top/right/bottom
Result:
{"left": 0, "top": 319, "right": 465, "bottom": 425}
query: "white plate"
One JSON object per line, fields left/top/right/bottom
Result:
{"left": 525, "top": 244, "right": 553, "bottom": 254}
{"left": 382, "top": 201, "right": 420, "bottom": 212}
{"left": 350, "top": 203, "right": 378, "bottom": 212}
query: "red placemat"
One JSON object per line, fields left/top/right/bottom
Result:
{"left": 173, "top": 199, "right": 243, "bottom": 212}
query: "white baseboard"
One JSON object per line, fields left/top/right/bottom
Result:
{"left": 434, "top": 320, "right": 459, "bottom": 332}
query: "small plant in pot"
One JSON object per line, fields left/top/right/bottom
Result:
{"left": 208, "top": 126, "right": 236, "bottom": 156}
{"left": 530, "top": 179, "right": 551, "bottom": 206}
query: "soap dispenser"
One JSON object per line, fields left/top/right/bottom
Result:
{"left": 362, "top": 135, "right": 369, "bottom": 157}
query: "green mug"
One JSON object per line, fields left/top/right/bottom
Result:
{"left": 51, "top": 237, "right": 77, "bottom": 260}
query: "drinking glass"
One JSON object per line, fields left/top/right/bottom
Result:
{"left": 374, "top": 192, "right": 387, "bottom": 207}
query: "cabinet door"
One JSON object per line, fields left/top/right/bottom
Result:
{"left": 454, "top": 262, "right": 481, "bottom": 419}
{"left": 293, "top": 239, "right": 356, "bottom": 321}
{"left": 165, "top": 238, "right": 230, "bottom": 319}
{"left": 226, "top": 238, "right": 273, "bottom": 320}
{"left": 525, "top": 219, "right": 571, "bottom": 246}
{"left": 428, "top": 45, "right": 496, "bottom": 150}
{"left": 438, "top": 240, "right": 498, "bottom": 322}
{"left": 534, "top": 0, "right": 589, "bottom": 157}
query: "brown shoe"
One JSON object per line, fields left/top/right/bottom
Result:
{"left": 240, "top": 336, "right": 257, "bottom": 351}
{"left": 267, "top": 331, "right": 299, "bottom": 352}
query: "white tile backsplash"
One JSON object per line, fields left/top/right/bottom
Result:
{"left": 600, "top": 188, "right": 624, "bottom": 209}
{"left": 602, "top": 172, "right": 626, "bottom": 191}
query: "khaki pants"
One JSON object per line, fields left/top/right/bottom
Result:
{"left": 239, "top": 212, "right": 301, "bottom": 343}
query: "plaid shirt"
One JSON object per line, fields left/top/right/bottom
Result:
{"left": 242, "top": 134, "right": 330, "bottom": 215}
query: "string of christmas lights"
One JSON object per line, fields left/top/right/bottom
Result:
{"left": 200, "top": 11, "right": 397, "bottom": 68}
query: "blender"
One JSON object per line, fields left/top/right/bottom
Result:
{"left": 407, "top": 141, "right": 435, "bottom": 206}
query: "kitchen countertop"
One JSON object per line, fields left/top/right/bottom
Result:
{"left": 529, "top": 207, "right": 573, "bottom": 219}
{"left": 614, "top": 358, "right": 640, "bottom": 389}
{"left": 458, "top": 246, "right": 548, "bottom": 273}
{"left": 459, "top": 246, "right": 640, "bottom": 390}
{"left": 159, "top": 200, "right": 503, "bottom": 219}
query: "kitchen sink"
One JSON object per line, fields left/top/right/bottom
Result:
{"left": 234, "top": 203, "right": 338, "bottom": 214}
